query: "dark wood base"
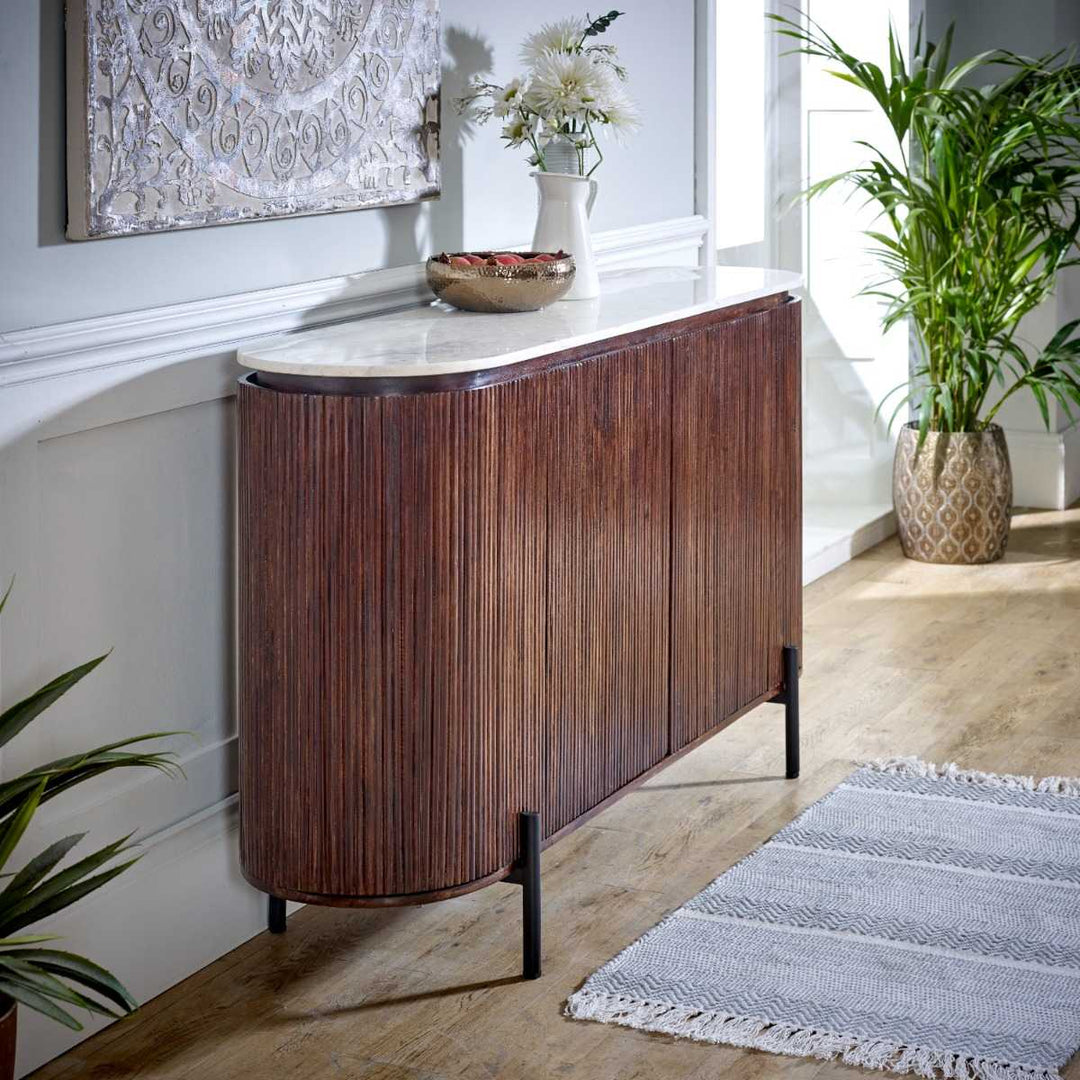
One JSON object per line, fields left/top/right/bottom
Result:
{"left": 247, "top": 678, "right": 802, "bottom": 912}
{"left": 265, "top": 811, "right": 545, "bottom": 981}
{"left": 255, "top": 669, "right": 802, "bottom": 981}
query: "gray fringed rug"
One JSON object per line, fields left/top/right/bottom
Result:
{"left": 566, "top": 758, "right": 1080, "bottom": 1080}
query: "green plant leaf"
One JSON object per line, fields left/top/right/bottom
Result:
{"left": 583, "top": 10, "right": 624, "bottom": 37}
{"left": 0, "top": 653, "right": 110, "bottom": 751}
{"left": 0, "top": 833, "right": 135, "bottom": 927}
{"left": 1032, "top": 382, "right": 1051, "bottom": 428}
{"left": 0, "top": 857, "right": 139, "bottom": 937}
{"left": 1, "top": 834, "right": 86, "bottom": 902}
{"left": 1, "top": 950, "right": 135, "bottom": 1014}
{"left": 0, "top": 975, "right": 83, "bottom": 1030}
{"left": 773, "top": 10, "right": 1080, "bottom": 432}
{"left": 0, "top": 733, "right": 183, "bottom": 821}
{"left": 0, "top": 780, "right": 47, "bottom": 875}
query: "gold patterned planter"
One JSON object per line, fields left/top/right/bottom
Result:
{"left": 893, "top": 423, "right": 1012, "bottom": 564}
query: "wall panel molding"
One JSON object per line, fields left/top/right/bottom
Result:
{"left": 0, "top": 216, "right": 709, "bottom": 389}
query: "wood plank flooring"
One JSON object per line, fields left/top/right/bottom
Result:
{"left": 33, "top": 506, "right": 1080, "bottom": 1080}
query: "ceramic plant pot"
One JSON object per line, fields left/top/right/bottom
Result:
{"left": 0, "top": 998, "right": 15, "bottom": 1080}
{"left": 893, "top": 422, "right": 1012, "bottom": 564}
{"left": 531, "top": 171, "right": 600, "bottom": 301}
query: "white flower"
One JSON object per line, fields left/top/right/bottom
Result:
{"left": 492, "top": 77, "right": 524, "bottom": 118}
{"left": 593, "top": 80, "right": 641, "bottom": 141}
{"left": 520, "top": 17, "right": 585, "bottom": 66}
{"left": 526, "top": 52, "right": 605, "bottom": 119}
{"left": 501, "top": 115, "right": 531, "bottom": 147}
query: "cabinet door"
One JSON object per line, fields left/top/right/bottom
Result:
{"left": 542, "top": 339, "right": 672, "bottom": 836}
{"left": 671, "top": 301, "right": 802, "bottom": 751}
{"left": 239, "top": 380, "right": 549, "bottom": 898}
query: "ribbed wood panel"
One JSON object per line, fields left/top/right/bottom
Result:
{"left": 239, "top": 379, "right": 548, "bottom": 898}
{"left": 542, "top": 341, "right": 672, "bottom": 836}
{"left": 239, "top": 297, "right": 802, "bottom": 903}
{"left": 670, "top": 301, "right": 802, "bottom": 749}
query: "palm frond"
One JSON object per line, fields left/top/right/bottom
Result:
{"left": 775, "top": 11, "right": 1080, "bottom": 432}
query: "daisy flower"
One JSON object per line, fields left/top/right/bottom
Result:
{"left": 492, "top": 77, "right": 525, "bottom": 118}
{"left": 501, "top": 115, "right": 531, "bottom": 148}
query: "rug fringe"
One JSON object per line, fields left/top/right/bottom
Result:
{"left": 864, "top": 756, "right": 1080, "bottom": 798}
{"left": 565, "top": 990, "right": 1062, "bottom": 1080}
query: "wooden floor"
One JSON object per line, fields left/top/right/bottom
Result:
{"left": 34, "top": 506, "right": 1080, "bottom": 1080}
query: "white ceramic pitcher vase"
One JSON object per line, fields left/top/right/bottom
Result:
{"left": 531, "top": 171, "right": 600, "bottom": 301}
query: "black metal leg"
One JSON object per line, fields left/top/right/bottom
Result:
{"left": 782, "top": 644, "right": 800, "bottom": 779}
{"left": 508, "top": 811, "right": 542, "bottom": 980}
{"left": 268, "top": 894, "right": 287, "bottom": 934}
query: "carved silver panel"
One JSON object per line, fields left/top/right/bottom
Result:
{"left": 66, "top": 0, "right": 441, "bottom": 239}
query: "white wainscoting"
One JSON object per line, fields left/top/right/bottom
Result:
{"left": 1005, "top": 425, "right": 1080, "bottom": 511}
{"left": 0, "top": 215, "right": 707, "bottom": 1077}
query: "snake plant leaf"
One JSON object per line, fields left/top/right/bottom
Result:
{"left": 1, "top": 950, "right": 136, "bottom": 1014}
{"left": 0, "top": 653, "right": 109, "bottom": 752}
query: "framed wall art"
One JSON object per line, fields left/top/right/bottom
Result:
{"left": 65, "top": 0, "right": 441, "bottom": 240}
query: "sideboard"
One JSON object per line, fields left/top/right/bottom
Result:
{"left": 236, "top": 266, "right": 803, "bottom": 980}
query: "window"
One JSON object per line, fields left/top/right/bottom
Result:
{"left": 715, "top": 0, "right": 767, "bottom": 251}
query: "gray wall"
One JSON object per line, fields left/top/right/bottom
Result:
{"left": 0, "top": 1, "right": 696, "bottom": 333}
{"left": 927, "top": 0, "right": 1080, "bottom": 59}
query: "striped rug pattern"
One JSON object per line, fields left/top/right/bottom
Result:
{"left": 567, "top": 759, "right": 1080, "bottom": 1080}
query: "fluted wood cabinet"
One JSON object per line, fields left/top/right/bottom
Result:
{"left": 237, "top": 293, "right": 802, "bottom": 918}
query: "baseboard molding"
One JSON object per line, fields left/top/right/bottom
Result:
{"left": 803, "top": 508, "right": 898, "bottom": 585}
{"left": 15, "top": 800, "right": 260, "bottom": 1077}
{"left": 0, "top": 215, "right": 709, "bottom": 389}
{"left": 1005, "top": 425, "right": 1080, "bottom": 510}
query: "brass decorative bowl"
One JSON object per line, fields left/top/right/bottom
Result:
{"left": 426, "top": 252, "right": 576, "bottom": 313}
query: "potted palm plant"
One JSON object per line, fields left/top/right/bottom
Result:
{"left": 773, "top": 15, "right": 1080, "bottom": 563}
{"left": 0, "top": 582, "right": 178, "bottom": 1077}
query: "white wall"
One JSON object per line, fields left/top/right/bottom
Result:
{"left": 0, "top": 3, "right": 705, "bottom": 1074}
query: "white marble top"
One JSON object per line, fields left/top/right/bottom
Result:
{"left": 237, "top": 265, "right": 802, "bottom": 379}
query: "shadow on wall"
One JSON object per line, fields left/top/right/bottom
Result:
{"left": 429, "top": 25, "right": 494, "bottom": 255}
{"left": 362, "top": 26, "right": 495, "bottom": 286}
{"left": 372, "top": 25, "right": 493, "bottom": 266}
